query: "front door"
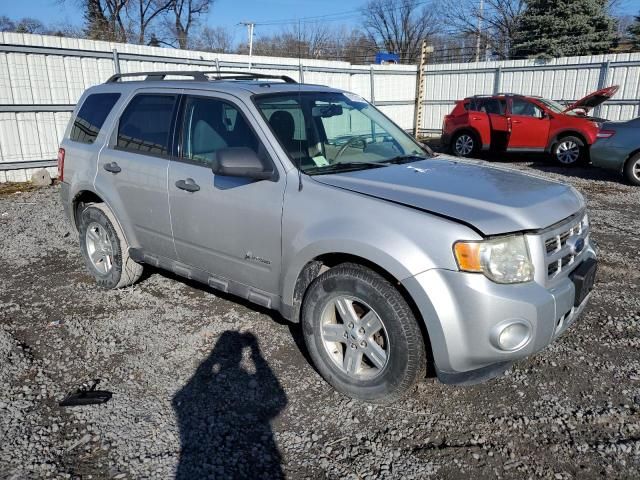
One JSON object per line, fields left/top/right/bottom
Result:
{"left": 96, "top": 91, "right": 179, "bottom": 259}
{"left": 168, "top": 92, "right": 285, "bottom": 294}
{"left": 507, "top": 97, "right": 550, "bottom": 150}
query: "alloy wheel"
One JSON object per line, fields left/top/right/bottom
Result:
{"left": 556, "top": 140, "right": 580, "bottom": 164}
{"left": 455, "top": 134, "right": 473, "bottom": 157}
{"left": 632, "top": 159, "right": 640, "bottom": 182}
{"left": 85, "top": 222, "right": 114, "bottom": 274}
{"left": 455, "top": 134, "right": 474, "bottom": 156}
{"left": 320, "top": 295, "right": 390, "bottom": 380}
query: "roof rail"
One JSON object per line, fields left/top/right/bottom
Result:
{"left": 470, "top": 93, "right": 528, "bottom": 98}
{"left": 105, "top": 70, "right": 297, "bottom": 84}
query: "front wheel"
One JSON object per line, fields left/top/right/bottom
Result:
{"left": 301, "top": 263, "right": 426, "bottom": 404}
{"left": 624, "top": 152, "right": 640, "bottom": 186}
{"left": 552, "top": 136, "right": 586, "bottom": 166}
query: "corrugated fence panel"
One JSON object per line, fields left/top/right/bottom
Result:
{"left": 1, "top": 32, "right": 639, "bottom": 176}
{"left": 422, "top": 52, "right": 640, "bottom": 132}
{"left": 0, "top": 33, "right": 419, "bottom": 172}
{"left": 0, "top": 113, "right": 22, "bottom": 162}
{"left": 0, "top": 53, "right": 13, "bottom": 103}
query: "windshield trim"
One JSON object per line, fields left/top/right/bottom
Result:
{"left": 251, "top": 90, "right": 432, "bottom": 173}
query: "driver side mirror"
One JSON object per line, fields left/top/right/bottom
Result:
{"left": 213, "top": 147, "right": 275, "bottom": 181}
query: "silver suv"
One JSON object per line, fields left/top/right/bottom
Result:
{"left": 59, "top": 71, "right": 597, "bottom": 403}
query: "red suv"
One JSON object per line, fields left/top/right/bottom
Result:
{"left": 442, "top": 86, "right": 618, "bottom": 165}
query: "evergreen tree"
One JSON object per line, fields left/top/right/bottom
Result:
{"left": 628, "top": 12, "right": 640, "bottom": 49}
{"left": 511, "top": 0, "right": 616, "bottom": 58}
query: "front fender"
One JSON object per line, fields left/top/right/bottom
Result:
{"left": 280, "top": 175, "right": 480, "bottom": 307}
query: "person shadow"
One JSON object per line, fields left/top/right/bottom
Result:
{"left": 172, "top": 331, "right": 288, "bottom": 479}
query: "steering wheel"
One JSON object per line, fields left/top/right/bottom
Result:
{"left": 334, "top": 135, "right": 368, "bottom": 162}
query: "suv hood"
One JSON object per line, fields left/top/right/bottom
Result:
{"left": 312, "top": 157, "right": 583, "bottom": 236}
{"left": 562, "top": 85, "right": 619, "bottom": 113}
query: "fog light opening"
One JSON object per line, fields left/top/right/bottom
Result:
{"left": 496, "top": 322, "right": 531, "bottom": 351}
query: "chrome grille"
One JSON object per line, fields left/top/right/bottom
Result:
{"left": 543, "top": 215, "right": 588, "bottom": 280}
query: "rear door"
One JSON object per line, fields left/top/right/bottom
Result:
{"left": 480, "top": 98, "right": 509, "bottom": 133}
{"left": 95, "top": 90, "right": 179, "bottom": 260}
{"left": 466, "top": 99, "right": 491, "bottom": 148}
{"left": 167, "top": 91, "right": 285, "bottom": 295}
{"left": 507, "top": 97, "right": 550, "bottom": 150}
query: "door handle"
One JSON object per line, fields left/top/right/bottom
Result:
{"left": 512, "top": 119, "right": 522, "bottom": 124}
{"left": 103, "top": 162, "right": 121, "bottom": 174}
{"left": 175, "top": 178, "right": 200, "bottom": 192}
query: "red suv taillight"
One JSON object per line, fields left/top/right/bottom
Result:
{"left": 596, "top": 130, "right": 615, "bottom": 139}
{"left": 57, "top": 148, "right": 65, "bottom": 182}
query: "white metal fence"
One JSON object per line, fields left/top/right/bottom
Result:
{"left": 1, "top": 32, "right": 639, "bottom": 182}
{"left": 0, "top": 32, "right": 417, "bottom": 182}
{"left": 421, "top": 52, "right": 640, "bottom": 134}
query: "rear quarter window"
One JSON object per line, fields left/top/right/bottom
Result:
{"left": 70, "top": 93, "right": 121, "bottom": 144}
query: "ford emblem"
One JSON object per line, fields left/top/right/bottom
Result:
{"left": 567, "top": 236, "right": 585, "bottom": 254}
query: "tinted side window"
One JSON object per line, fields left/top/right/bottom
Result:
{"left": 70, "top": 93, "right": 120, "bottom": 144}
{"left": 117, "top": 94, "right": 177, "bottom": 156}
{"left": 511, "top": 98, "right": 544, "bottom": 118}
{"left": 181, "top": 96, "right": 263, "bottom": 167}
{"left": 473, "top": 98, "right": 505, "bottom": 115}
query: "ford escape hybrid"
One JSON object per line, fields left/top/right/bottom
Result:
{"left": 59, "top": 71, "right": 597, "bottom": 403}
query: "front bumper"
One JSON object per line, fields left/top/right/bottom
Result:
{"left": 590, "top": 140, "right": 627, "bottom": 172}
{"left": 402, "top": 251, "right": 596, "bottom": 380}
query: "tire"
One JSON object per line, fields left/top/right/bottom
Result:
{"left": 552, "top": 136, "right": 586, "bottom": 166}
{"left": 451, "top": 131, "right": 479, "bottom": 157}
{"left": 78, "top": 203, "right": 143, "bottom": 289}
{"left": 624, "top": 153, "right": 640, "bottom": 186}
{"left": 301, "top": 263, "right": 426, "bottom": 404}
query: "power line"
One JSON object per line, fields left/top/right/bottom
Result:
{"left": 252, "top": 0, "right": 435, "bottom": 26}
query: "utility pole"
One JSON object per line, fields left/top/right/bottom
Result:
{"left": 413, "top": 40, "right": 433, "bottom": 138}
{"left": 475, "top": 0, "right": 484, "bottom": 62}
{"left": 239, "top": 21, "right": 255, "bottom": 69}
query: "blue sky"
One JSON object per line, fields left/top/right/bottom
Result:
{"left": 2, "top": 0, "right": 637, "bottom": 43}
{"left": 1, "top": 0, "right": 365, "bottom": 40}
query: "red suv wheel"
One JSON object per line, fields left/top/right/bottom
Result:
{"left": 451, "top": 132, "right": 478, "bottom": 157}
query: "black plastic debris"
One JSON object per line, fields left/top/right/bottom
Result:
{"left": 59, "top": 379, "right": 112, "bottom": 407}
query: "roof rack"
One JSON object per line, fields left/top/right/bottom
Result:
{"left": 105, "top": 70, "right": 297, "bottom": 84}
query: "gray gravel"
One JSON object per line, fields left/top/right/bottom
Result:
{"left": 0, "top": 156, "right": 639, "bottom": 479}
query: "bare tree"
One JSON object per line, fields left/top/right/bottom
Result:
{"left": 15, "top": 17, "right": 48, "bottom": 34}
{"left": 362, "top": 0, "right": 440, "bottom": 63}
{"left": 192, "top": 26, "right": 234, "bottom": 53}
{"left": 171, "top": 0, "right": 213, "bottom": 49}
{"left": 0, "top": 16, "right": 16, "bottom": 32}
{"left": 331, "top": 27, "right": 378, "bottom": 63}
{"left": 128, "top": 0, "right": 173, "bottom": 44}
{"left": 84, "top": 0, "right": 129, "bottom": 42}
{"left": 251, "top": 23, "right": 333, "bottom": 59}
{"left": 438, "top": 0, "right": 525, "bottom": 60}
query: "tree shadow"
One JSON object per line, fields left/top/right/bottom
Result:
{"left": 172, "top": 331, "right": 288, "bottom": 479}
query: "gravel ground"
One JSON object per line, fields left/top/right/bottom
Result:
{"left": 0, "top": 155, "right": 639, "bottom": 479}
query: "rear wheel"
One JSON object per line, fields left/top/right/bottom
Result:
{"left": 623, "top": 153, "right": 640, "bottom": 186}
{"left": 552, "top": 136, "right": 586, "bottom": 166}
{"left": 79, "top": 203, "right": 143, "bottom": 289}
{"left": 451, "top": 131, "right": 478, "bottom": 157}
{"left": 301, "top": 263, "right": 426, "bottom": 404}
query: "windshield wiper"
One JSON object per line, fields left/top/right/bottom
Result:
{"left": 380, "top": 154, "right": 429, "bottom": 165}
{"left": 304, "top": 161, "right": 387, "bottom": 175}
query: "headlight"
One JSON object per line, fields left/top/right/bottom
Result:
{"left": 453, "top": 235, "right": 534, "bottom": 284}
{"left": 581, "top": 212, "right": 589, "bottom": 230}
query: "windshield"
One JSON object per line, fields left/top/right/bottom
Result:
{"left": 536, "top": 98, "right": 577, "bottom": 115}
{"left": 254, "top": 91, "right": 429, "bottom": 174}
